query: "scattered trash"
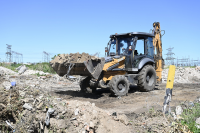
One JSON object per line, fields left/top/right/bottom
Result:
{"left": 11, "top": 82, "right": 16, "bottom": 86}
{"left": 175, "top": 106, "right": 183, "bottom": 116}
{"left": 196, "top": 117, "right": 200, "bottom": 129}
{"left": 2, "top": 81, "right": 12, "bottom": 90}
{"left": 74, "top": 108, "right": 79, "bottom": 116}
{"left": 23, "top": 103, "right": 32, "bottom": 110}
{"left": 112, "top": 112, "right": 117, "bottom": 116}
{"left": 18, "top": 65, "right": 27, "bottom": 74}
{"left": 55, "top": 98, "right": 62, "bottom": 101}
{"left": 188, "top": 101, "right": 194, "bottom": 108}
{"left": 6, "top": 120, "right": 15, "bottom": 132}
{"left": 45, "top": 108, "right": 55, "bottom": 126}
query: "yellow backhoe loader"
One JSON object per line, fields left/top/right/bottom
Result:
{"left": 52, "top": 22, "right": 164, "bottom": 96}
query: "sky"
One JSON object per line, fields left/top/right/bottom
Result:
{"left": 0, "top": 0, "right": 200, "bottom": 63}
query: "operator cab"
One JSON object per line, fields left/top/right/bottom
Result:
{"left": 106, "top": 32, "right": 155, "bottom": 72}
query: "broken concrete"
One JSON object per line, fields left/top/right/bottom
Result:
{"left": 162, "top": 66, "right": 200, "bottom": 83}
{"left": 18, "top": 65, "right": 27, "bottom": 74}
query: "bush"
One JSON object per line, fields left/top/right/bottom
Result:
{"left": 26, "top": 62, "right": 56, "bottom": 74}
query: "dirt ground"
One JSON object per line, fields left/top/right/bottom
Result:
{"left": 44, "top": 82, "right": 200, "bottom": 132}
{"left": 51, "top": 83, "right": 200, "bottom": 119}
{"left": 1, "top": 65, "right": 200, "bottom": 132}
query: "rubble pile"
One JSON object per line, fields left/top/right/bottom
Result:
{"left": 130, "top": 110, "right": 172, "bottom": 132}
{"left": 162, "top": 66, "right": 200, "bottom": 83}
{"left": 0, "top": 75, "right": 131, "bottom": 133}
{"left": 50, "top": 52, "right": 100, "bottom": 76}
{"left": 22, "top": 70, "right": 49, "bottom": 75}
{"left": 130, "top": 96, "right": 200, "bottom": 133}
{"left": 1, "top": 64, "right": 200, "bottom": 132}
{"left": 0, "top": 86, "right": 23, "bottom": 132}
{"left": 0, "top": 66, "right": 17, "bottom": 76}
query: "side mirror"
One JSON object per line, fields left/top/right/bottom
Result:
{"left": 105, "top": 47, "right": 108, "bottom": 52}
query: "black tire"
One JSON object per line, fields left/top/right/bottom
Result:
{"left": 137, "top": 65, "right": 156, "bottom": 92}
{"left": 109, "top": 75, "right": 130, "bottom": 96}
{"left": 79, "top": 77, "right": 96, "bottom": 93}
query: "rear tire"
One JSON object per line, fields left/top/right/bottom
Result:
{"left": 109, "top": 75, "right": 130, "bottom": 96}
{"left": 137, "top": 65, "right": 156, "bottom": 92}
{"left": 79, "top": 77, "right": 96, "bottom": 93}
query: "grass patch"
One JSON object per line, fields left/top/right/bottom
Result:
{"left": 180, "top": 103, "right": 200, "bottom": 132}
{"left": 0, "top": 63, "right": 22, "bottom": 72}
{"left": 26, "top": 62, "right": 56, "bottom": 74}
{"left": 0, "top": 62, "right": 56, "bottom": 74}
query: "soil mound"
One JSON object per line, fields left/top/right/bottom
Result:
{"left": 50, "top": 52, "right": 100, "bottom": 76}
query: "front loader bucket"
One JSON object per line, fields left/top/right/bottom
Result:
{"left": 51, "top": 58, "right": 105, "bottom": 79}
{"left": 83, "top": 57, "right": 105, "bottom": 79}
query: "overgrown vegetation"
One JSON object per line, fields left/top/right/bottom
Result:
{"left": 180, "top": 103, "right": 200, "bottom": 132}
{"left": 26, "top": 62, "right": 56, "bottom": 74}
{"left": 0, "top": 62, "right": 56, "bottom": 74}
{"left": 0, "top": 63, "right": 22, "bottom": 72}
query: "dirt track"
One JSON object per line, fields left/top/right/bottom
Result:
{"left": 51, "top": 83, "right": 200, "bottom": 116}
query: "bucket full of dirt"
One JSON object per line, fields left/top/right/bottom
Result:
{"left": 50, "top": 52, "right": 105, "bottom": 79}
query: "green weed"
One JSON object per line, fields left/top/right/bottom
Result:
{"left": 180, "top": 103, "right": 200, "bottom": 132}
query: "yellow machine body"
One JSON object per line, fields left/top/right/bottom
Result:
{"left": 102, "top": 56, "right": 126, "bottom": 82}
{"left": 166, "top": 65, "right": 176, "bottom": 89}
{"left": 152, "top": 22, "right": 164, "bottom": 83}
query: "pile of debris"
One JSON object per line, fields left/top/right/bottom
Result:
{"left": 0, "top": 76, "right": 132, "bottom": 133}
{"left": 50, "top": 52, "right": 100, "bottom": 76}
{"left": 16, "top": 65, "right": 49, "bottom": 75}
{"left": 0, "top": 66, "right": 17, "bottom": 76}
{"left": 162, "top": 66, "right": 200, "bottom": 83}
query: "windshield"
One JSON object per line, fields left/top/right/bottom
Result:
{"left": 109, "top": 39, "right": 116, "bottom": 54}
{"left": 108, "top": 37, "right": 134, "bottom": 55}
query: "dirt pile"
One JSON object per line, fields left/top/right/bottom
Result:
{"left": 162, "top": 66, "right": 200, "bottom": 83}
{"left": 50, "top": 52, "right": 100, "bottom": 76}
{"left": 0, "top": 66, "right": 17, "bottom": 76}
{"left": 65, "top": 100, "right": 132, "bottom": 133}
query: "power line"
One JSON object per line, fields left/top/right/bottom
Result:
{"left": 12, "top": 51, "right": 23, "bottom": 64}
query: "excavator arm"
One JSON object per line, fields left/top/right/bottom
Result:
{"left": 152, "top": 22, "right": 164, "bottom": 83}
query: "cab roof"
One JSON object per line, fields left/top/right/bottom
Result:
{"left": 110, "top": 32, "right": 154, "bottom": 38}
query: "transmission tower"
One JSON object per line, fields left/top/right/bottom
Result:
{"left": 177, "top": 57, "right": 189, "bottom": 67}
{"left": 43, "top": 51, "right": 50, "bottom": 62}
{"left": 191, "top": 58, "right": 199, "bottom": 66}
{"left": 6, "top": 44, "right": 12, "bottom": 63}
{"left": 165, "top": 47, "right": 175, "bottom": 65}
{"left": 12, "top": 51, "right": 23, "bottom": 64}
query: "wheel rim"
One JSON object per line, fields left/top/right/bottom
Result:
{"left": 146, "top": 71, "right": 154, "bottom": 86}
{"left": 117, "top": 81, "right": 126, "bottom": 92}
